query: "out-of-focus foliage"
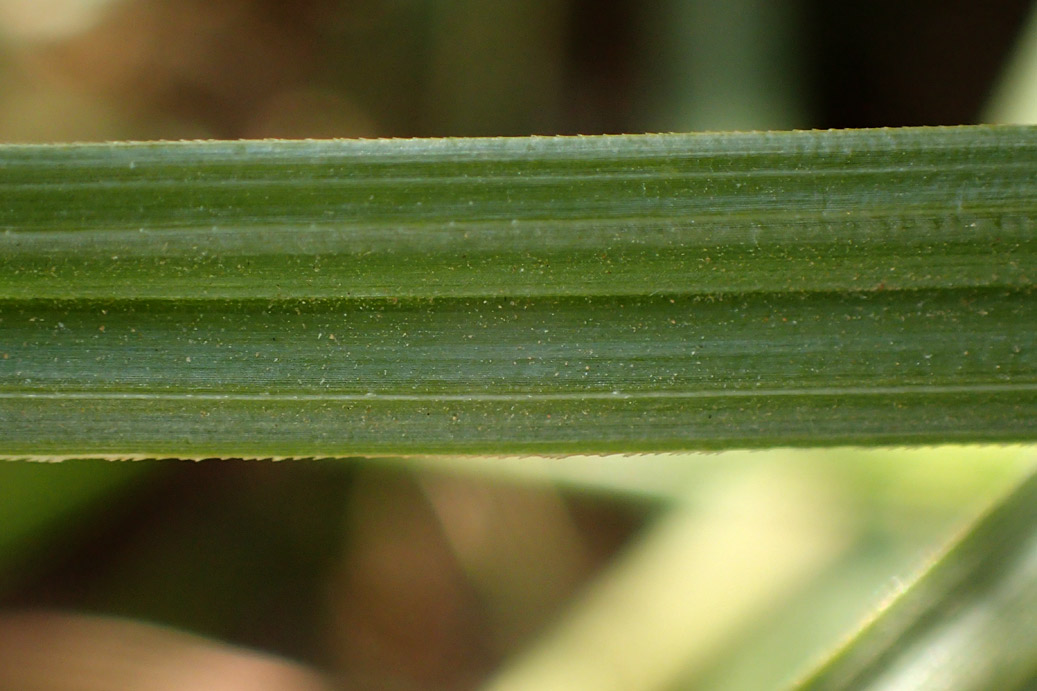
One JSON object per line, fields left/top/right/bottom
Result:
{"left": 0, "top": 0, "right": 1031, "bottom": 142}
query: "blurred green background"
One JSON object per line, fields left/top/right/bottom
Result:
{"left": 1, "top": 1, "right": 1036, "bottom": 689}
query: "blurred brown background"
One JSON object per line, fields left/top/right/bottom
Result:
{"left": 0, "top": 0, "right": 1031, "bottom": 143}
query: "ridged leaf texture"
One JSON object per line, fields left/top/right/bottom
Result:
{"left": 1, "top": 126, "right": 1034, "bottom": 458}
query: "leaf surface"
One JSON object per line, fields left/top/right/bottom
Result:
{"left": 1, "top": 127, "right": 1034, "bottom": 457}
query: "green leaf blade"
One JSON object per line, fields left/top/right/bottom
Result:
{"left": 2, "top": 127, "right": 1034, "bottom": 300}
{"left": 1, "top": 126, "right": 1034, "bottom": 457}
